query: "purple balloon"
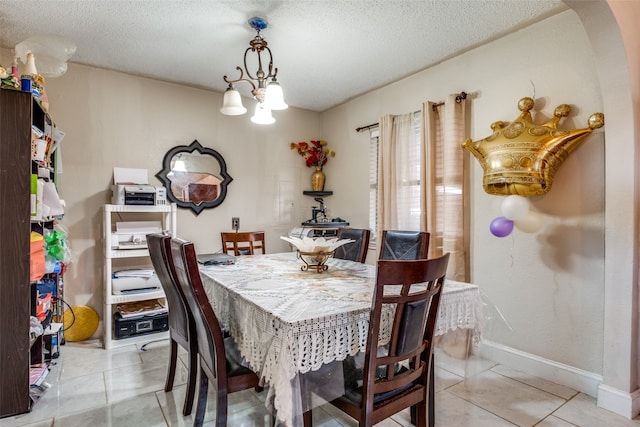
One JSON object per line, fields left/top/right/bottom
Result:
{"left": 490, "top": 216, "right": 514, "bottom": 238}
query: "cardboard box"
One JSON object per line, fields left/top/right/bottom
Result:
{"left": 30, "top": 232, "right": 45, "bottom": 282}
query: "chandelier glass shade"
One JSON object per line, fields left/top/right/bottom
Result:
{"left": 220, "top": 86, "right": 247, "bottom": 115}
{"left": 251, "top": 102, "right": 275, "bottom": 125}
{"left": 220, "top": 17, "right": 288, "bottom": 124}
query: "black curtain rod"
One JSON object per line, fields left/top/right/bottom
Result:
{"left": 355, "top": 91, "right": 468, "bottom": 132}
{"left": 355, "top": 122, "right": 380, "bottom": 133}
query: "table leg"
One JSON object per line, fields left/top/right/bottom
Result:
{"left": 303, "top": 410, "right": 312, "bottom": 427}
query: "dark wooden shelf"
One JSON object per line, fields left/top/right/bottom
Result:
{"left": 0, "top": 88, "right": 34, "bottom": 417}
{"left": 0, "top": 89, "right": 62, "bottom": 418}
{"left": 303, "top": 191, "right": 333, "bottom": 197}
{"left": 301, "top": 221, "right": 349, "bottom": 228}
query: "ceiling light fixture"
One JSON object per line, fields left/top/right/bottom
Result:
{"left": 220, "top": 17, "right": 288, "bottom": 124}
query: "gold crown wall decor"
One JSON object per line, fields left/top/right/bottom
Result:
{"left": 462, "top": 97, "right": 604, "bottom": 197}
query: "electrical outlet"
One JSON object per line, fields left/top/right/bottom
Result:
{"left": 232, "top": 217, "right": 240, "bottom": 231}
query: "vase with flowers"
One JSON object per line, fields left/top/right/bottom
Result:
{"left": 290, "top": 140, "right": 336, "bottom": 191}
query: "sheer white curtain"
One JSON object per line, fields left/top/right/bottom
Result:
{"left": 377, "top": 112, "right": 422, "bottom": 239}
{"left": 422, "top": 94, "right": 468, "bottom": 280}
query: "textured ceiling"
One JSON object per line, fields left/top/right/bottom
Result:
{"left": 0, "top": 0, "right": 567, "bottom": 112}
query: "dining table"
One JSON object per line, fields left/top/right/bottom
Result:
{"left": 199, "top": 251, "right": 483, "bottom": 427}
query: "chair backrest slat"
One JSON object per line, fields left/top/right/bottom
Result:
{"left": 170, "top": 238, "right": 227, "bottom": 380}
{"left": 334, "top": 228, "right": 371, "bottom": 263}
{"left": 221, "top": 231, "right": 266, "bottom": 256}
{"left": 146, "top": 233, "right": 191, "bottom": 340}
{"left": 363, "top": 254, "right": 449, "bottom": 401}
{"left": 378, "top": 230, "right": 430, "bottom": 260}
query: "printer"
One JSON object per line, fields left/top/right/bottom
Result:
{"left": 112, "top": 273, "right": 162, "bottom": 294}
{"left": 112, "top": 185, "right": 166, "bottom": 206}
{"left": 111, "top": 167, "right": 167, "bottom": 206}
{"left": 111, "top": 221, "right": 163, "bottom": 250}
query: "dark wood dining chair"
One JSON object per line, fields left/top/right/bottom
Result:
{"left": 305, "top": 253, "right": 450, "bottom": 427}
{"left": 146, "top": 233, "right": 197, "bottom": 416}
{"left": 220, "top": 231, "right": 266, "bottom": 256}
{"left": 169, "top": 237, "right": 262, "bottom": 427}
{"left": 378, "top": 230, "right": 430, "bottom": 260}
{"left": 334, "top": 228, "right": 371, "bottom": 263}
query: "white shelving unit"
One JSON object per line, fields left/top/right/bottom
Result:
{"left": 103, "top": 203, "right": 177, "bottom": 349}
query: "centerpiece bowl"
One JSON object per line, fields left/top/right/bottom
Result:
{"left": 296, "top": 250, "right": 334, "bottom": 273}
{"left": 280, "top": 236, "right": 354, "bottom": 273}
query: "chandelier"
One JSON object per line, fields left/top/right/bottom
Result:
{"left": 220, "top": 17, "right": 288, "bottom": 125}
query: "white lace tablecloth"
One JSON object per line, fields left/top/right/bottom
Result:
{"left": 199, "top": 252, "right": 482, "bottom": 427}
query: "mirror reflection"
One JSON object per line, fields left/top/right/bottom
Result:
{"left": 169, "top": 152, "right": 221, "bottom": 203}
{"left": 156, "top": 140, "right": 233, "bottom": 214}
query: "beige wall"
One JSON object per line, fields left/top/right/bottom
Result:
{"left": 0, "top": 50, "right": 323, "bottom": 324}
{"left": 322, "top": 10, "right": 605, "bottom": 375}
{"left": 3, "top": 0, "right": 639, "bottom": 415}
{"left": 322, "top": 3, "right": 640, "bottom": 416}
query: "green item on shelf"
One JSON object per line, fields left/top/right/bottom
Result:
{"left": 44, "top": 229, "right": 67, "bottom": 260}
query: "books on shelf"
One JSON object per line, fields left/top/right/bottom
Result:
{"left": 29, "top": 381, "right": 51, "bottom": 404}
{"left": 116, "top": 299, "right": 167, "bottom": 319}
{"left": 29, "top": 363, "right": 48, "bottom": 387}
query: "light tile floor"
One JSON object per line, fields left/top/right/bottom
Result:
{"left": 2, "top": 339, "right": 640, "bottom": 427}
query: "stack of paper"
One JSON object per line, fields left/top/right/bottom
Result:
{"left": 113, "top": 269, "right": 155, "bottom": 278}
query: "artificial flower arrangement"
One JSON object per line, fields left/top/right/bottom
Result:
{"left": 290, "top": 140, "right": 336, "bottom": 168}
{"left": 0, "top": 65, "right": 20, "bottom": 90}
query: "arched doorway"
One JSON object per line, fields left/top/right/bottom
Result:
{"left": 566, "top": 0, "right": 639, "bottom": 419}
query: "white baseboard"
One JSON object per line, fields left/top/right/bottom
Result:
{"left": 597, "top": 384, "right": 640, "bottom": 419}
{"left": 479, "top": 340, "right": 640, "bottom": 419}
{"left": 478, "top": 340, "right": 602, "bottom": 397}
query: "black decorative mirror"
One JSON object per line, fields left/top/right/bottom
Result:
{"left": 156, "top": 140, "right": 233, "bottom": 215}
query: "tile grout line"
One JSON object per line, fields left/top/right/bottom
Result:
{"left": 439, "top": 389, "right": 519, "bottom": 426}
